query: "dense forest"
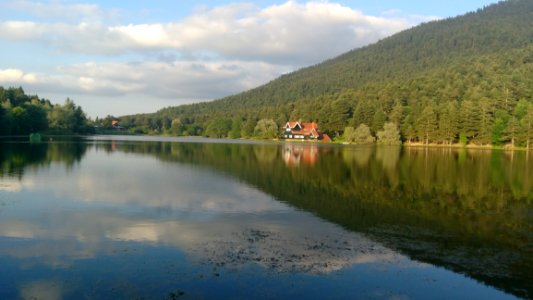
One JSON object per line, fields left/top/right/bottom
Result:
{"left": 0, "top": 86, "right": 93, "bottom": 135}
{"left": 115, "top": 0, "right": 533, "bottom": 147}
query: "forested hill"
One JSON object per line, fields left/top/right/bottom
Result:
{"left": 118, "top": 0, "right": 533, "bottom": 147}
{"left": 202, "top": 0, "right": 533, "bottom": 110}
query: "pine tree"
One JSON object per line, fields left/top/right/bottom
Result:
{"left": 241, "top": 118, "right": 256, "bottom": 138}
{"left": 437, "top": 102, "right": 458, "bottom": 145}
{"left": 371, "top": 109, "right": 387, "bottom": 134}
{"left": 521, "top": 103, "right": 533, "bottom": 149}
{"left": 228, "top": 117, "right": 242, "bottom": 139}
{"left": 492, "top": 116, "right": 506, "bottom": 146}
{"left": 326, "top": 98, "right": 352, "bottom": 135}
{"left": 388, "top": 100, "right": 405, "bottom": 126}
{"left": 416, "top": 106, "right": 438, "bottom": 145}
{"left": 402, "top": 114, "right": 415, "bottom": 144}
{"left": 351, "top": 99, "right": 373, "bottom": 129}
{"left": 460, "top": 100, "right": 480, "bottom": 144}
{"left": 476, "top": 97, "right": 495, "bottom": 145}
{"left": 503, "top": 115, "right": 519, "bottom": 147}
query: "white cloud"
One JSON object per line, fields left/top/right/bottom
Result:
{"left": 0, "top": 1, "right": 437, "bottom": 116}
{"left": 0, "top": 68, "right": 39, "bottom": 83}
{"left": 0, "top": 58, "right": 281, "bottom": 103}
{"left": 0, "top": 21, "right": 42, "bottom": 40}
{"left": 0, "top": 1, "right": 420, "bottom": 64}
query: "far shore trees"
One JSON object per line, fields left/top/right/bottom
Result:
{"left": 48, "top": 98, "right": 89, "bottom": 133}
{"left": 377, "top": 122, "right": 401, "bottom": 145}
{"left": 343, "top": 124, "right": 375, "bottom": 144}
{"left": 0, "top": 87, "right": 92, "bottom": 135}
{"left": 254, "top": 119, "right": 279, "bottom": 139}
{"left": 205, "top": 118, "right": 231, "bottom": 138}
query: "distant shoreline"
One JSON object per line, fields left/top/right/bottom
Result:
{"left": 402, "top": 142, "right": 531, "bottom": 152}
{"left": 1, "top": 134, "right": 531, "bottom": 152}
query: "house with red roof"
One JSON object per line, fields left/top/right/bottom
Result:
{"left": 282, "top": 121, "right": 330, "bottom": 141}
{"left": 111, "top": 120, "right": 124, "bottom": 130}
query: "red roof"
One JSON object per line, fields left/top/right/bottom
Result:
{"left": 285, "top": 121, "right": 319, "bottom": 137}
{"left": 285, "top": 121, "right": 301, "bottom": 129}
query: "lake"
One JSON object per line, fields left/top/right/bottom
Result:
{"left": 0, "top": 136, "right": 531, "bottom": 299}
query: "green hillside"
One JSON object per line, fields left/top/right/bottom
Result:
{"left": 116, "top": 0, "right": 533, "bottom": 146}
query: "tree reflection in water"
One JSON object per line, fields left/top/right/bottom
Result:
{"left": 0, "top": 137, "right": 531, "bottom": 299}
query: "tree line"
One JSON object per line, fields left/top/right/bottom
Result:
{"left": 114, "top": 45, "right": 533, "bottom": 148}
{"left": 0, "top": 87, "right": 93, "bottom": 135}
{"left": 113, "top": 0, "right": 533, "bottom": 148}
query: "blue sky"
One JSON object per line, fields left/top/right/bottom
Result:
{"left": 0, "top": 0, "right": 499, "bottom": 118}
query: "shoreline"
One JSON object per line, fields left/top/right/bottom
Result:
{"left": 1, "top": 133, "right": 531, "bottom": 152}
{"left": 402, "top": 142, "right": 531, "bottom": 152}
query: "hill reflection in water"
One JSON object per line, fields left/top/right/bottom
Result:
{"left": 0, "top": 137, "right": 530, "bottom": 299}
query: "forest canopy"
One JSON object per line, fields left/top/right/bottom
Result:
{"left": 113, "top": 0, "right": 533, "bottom": 147}
{"left": 0, "top": 86, "right": 93, "bottom": 135}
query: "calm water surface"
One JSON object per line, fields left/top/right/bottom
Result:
{"left": 0, "top": 136, "right": 531, "bottom": 299}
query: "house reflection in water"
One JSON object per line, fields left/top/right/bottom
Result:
{"left": 283, "top": 144, "right": 319, "bottom": 167}
{"left": 111, "top": 140, "right": 118, "bottom": 151}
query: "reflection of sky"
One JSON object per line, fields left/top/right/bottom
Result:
{"left": 0, "top": 147, "right": 399, "bottom": 273}
{"left": 0, "top": 144, "right": 517, "bottom": 299}
{"left": 19, "top": 280, "right": 63, "bottom": 300}
{"left": 9, "top": 150, "right": 288, "bottom": 213}
{"left": 0, "top": 179, "right": 23, "bottom": 192}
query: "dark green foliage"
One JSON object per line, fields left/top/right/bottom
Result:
{"left": 492, "top": 116, "right": 506, "bottom": 146}
{"left": 371, "top": 110, "right": 387, "bottom": 134}
{"left": 170, "top": 118, "right": 185, "bottom": 136}
{"left": 319, "top": 97, "right": 352, "bottom": 135}
{"left": 520, "top": 103, "right": 533, "bottom": 148}
{"left": 416, "top": 106, "right": 438, "bottom": 144}
{"left": 0, "top": 87, "right": 92, "bottom": 135}
{"left": 460, "top": 100, "right": 481, "bottom": 141}
{"left": 241, "top": 118, "right": 256, "bottom": 138}
{"left": 0, "top": 105, "right": 7, "bottom": 135}
{"left": 47, "top": 98, "right": 91, "bottom": 133}
{"left": 24, "top": 102, "right": 48, "bottom": 133}
{"left": 437, "top": 102, "right": 459, "bottom": 144}
{"left": 114, "top": 0, "right": 533, "bottom": 145}
{"left": 228, "top": 117, "right": 242, "bottom": 139}
{"left": 205, "top": 118, "right": 232, "bottom": 138}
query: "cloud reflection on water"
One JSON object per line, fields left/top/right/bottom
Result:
{"left": 19, "top": 279, "right": 63, "bottom": 300}
{"left": 0, "top": 208, "right": 406, "bottom": 274}
{"left": 0, "top": 148, "right": 407, "bottom": 275}
{"left": 10, "top": 150, "right": 288, "bottom": 213}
